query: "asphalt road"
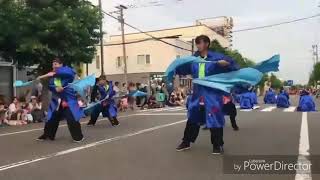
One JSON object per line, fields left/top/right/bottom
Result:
{"left": 0, "top": 95, "right": 319, "bottom": 180}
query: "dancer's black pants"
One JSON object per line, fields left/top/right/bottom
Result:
{"left": 88, "top": 104, "right": 116, "bottom": 125}
{"left": 44, "top": 107, "right": 83, "bottom": 141}
{"left": 182, "top": 121, "right": 224, "bottom": 148}
{"left": 223, "top": 101, "right": 238, "bottom": 128}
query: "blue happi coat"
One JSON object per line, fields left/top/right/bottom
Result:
{"left": 250, "top": 91, "right": 258, "bottom": 104}
{"left": 97, "top": 81, "right": 118, "bottom": 118}
{"left": 276, "top": 91, "right": 290, "bottom": 108}
{"left": 297, "top": 91, "right": 316, "bottom": 112}
{"left": 240, "top": 92, "right": 254, "bottom": 109}
{"left": 47, "top": 66, "right": 84, "bottom": 122}
{"left": 177, "top": 51, "right": 238, "bottom": 128}
{"left": 264, "top": 88, "right": 277, "bottom": 104}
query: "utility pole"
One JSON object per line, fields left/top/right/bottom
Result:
{"left": 98, "top": 0, "right": 105, "bottom": 75}
{"left": 116, "top": 5, "right": 128, "bottom": 84}
{"left": 312, "top": 44, "right": 319, "bottom": 65}
{"left": 312, "top": 44, "right": 318, "bottom": 87}
{"left": 191, "top": 39, "right": 195, "bottom": 55}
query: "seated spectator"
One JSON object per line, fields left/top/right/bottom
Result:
{"left": 119, "top": 96, "right": 128, "bottom": 112}
{"left": 23, "top": 100, "right": 33, "bottom": 123}
{"left": 147, "top": 95, "right": 158, "bottom": 109}
{"left": 7, "top": 97, "right": 27, "bottom": 126}
{"left": 30, "top": 96, "right": 45, "bottom": 123}
{"left": 155, "top": 92, "right": 166, "bottom": 108}
{"left": 175, "top": 92, "right": 184, "bottom": 105}
{"left": 0, "top": 103, "right": 7, "bottom": 126}
{"left": 167, "top": 92, "right": 183, "bottom": 107}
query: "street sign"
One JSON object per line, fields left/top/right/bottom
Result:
{"left": 286, "top": 80, "right": 293, "bottom": 86}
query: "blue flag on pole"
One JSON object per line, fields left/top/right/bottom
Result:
{"left": 128, "top": 90, "right": 147, "bottom": 97}
{"left": 164, "top": 54, "right": 280, "bottom": 93}
{"left": 14, "top": 80, "right": 33, "bottom": 87}
{"left": 69, "top": 74, "right": 96, "bottom": 97}
{"left": 253, "top": 54, "right": 280, "bottom": 73}
{"left": 193, "top": 68, "right": 264, "bottom": 93}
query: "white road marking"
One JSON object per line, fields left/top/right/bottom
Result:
{"left": 295, "top": 112, "right": 312, "bottom": 180}
{"left": 138, "top": 108, "right": 166, "bottom": 112}
{"left": 261, "top": 106, "right": 277, "bottom": 112}
{"left": 0, "top": 107, "right": 186, "bottom": 138}
{"left": 253, "top": 105, "right": 260, "bottom": 109}
{"left": 138, "top": 113, "right": 186, "bottom": 116}
{"left": 284, "top": 106, "right": 296, "bottom": 112}
{"left": 0, "top": 114, "right": 134, "bottom": 138}
{"left": 240, "top": 109, "right": 253, "bottom": 112}
{"left": 166, "top": 107, "right": 185, "bottom": 111}
{"left": 150, "top": 107, "right": 182, "bottom": 112}
{"left": 138, "top": 107, "right": 183, "bottom": 112}
{"left": 0, "top": 119, "right": 187, "bottom": 172}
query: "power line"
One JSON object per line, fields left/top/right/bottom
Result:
{"left": 100, "top": 8, "right": 193, "bottom": 52}
{"left": 233, "top": 14, "right": 320, "bottom": 33}
{"left": 95, "top": 3, "right": 320, "bottom": 51}
{"left": 104, "top": 36, "right": 188, "bottom": 46}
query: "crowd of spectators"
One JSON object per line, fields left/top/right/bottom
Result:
{"left": 88, "top": 79, "right": 188, "bottom": 112}
{"left": 0, "top": 79, "right": 188, "bottom": 127}
{"left": 0, "top": 81, "right": 45, "bottom": 127}
{"left": 0, "top": 96, "right": 45, "bottom": 127}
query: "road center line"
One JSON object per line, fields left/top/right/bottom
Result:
{"left": 0, "top": 114, "right": 134, "bottom": 138}
{"left": 295, "top": 112, "right": 312, "bottom": 180}
{"left": 0, "top": 119, "right": 187, "bottom": 172}
{"left": 0, "top": 107, "right": 185, "bottom": 138}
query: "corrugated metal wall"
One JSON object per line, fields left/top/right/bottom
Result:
{"left": 0, "top": 66, "right": 13, "bottom": 103}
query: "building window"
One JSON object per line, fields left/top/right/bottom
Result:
{"left": 137, "top": 54, "right": 151, "bottom": 65}
{"left": 96, "top": 55, "right": 100, "bottom": 69}
{"left": 116, "top": 56, "right": 122, "bottom": 68}
{"left": 116, "top": 56, "right": 127, "bottom": 68}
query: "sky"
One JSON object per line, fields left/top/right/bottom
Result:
{"left": 90, "top": 0, "right": 320, "bottom": 84}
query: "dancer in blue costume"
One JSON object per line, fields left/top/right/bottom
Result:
{"left": 37, "top": 58, "right": 84, "bottom": 142}
{"left": 175, "top": 35, "right": 239, "bottom": 154}
{"left": 297, "top": 90, "right": 316, "bottom": 112}
{"left": 240, "top": 91, "right": 255, "bottom": 109}
{"left": 250, "top": 88, "right": 258, "bottom": 105}
{"left": 276, "top": 87, "right": 290, "bottom": 108}
{"left": 87, "top": 75, "right": 119, "bottom": 126}
{"left": 264, "top": 88, "right": 277, "bottom": 104}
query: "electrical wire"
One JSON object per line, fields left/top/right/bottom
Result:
{"left": 100, "top": 8, "right": 193, "bottom": 52}
{"left": 93, "top": 4, "right": 320, "bottom": 50}
{"left": 233, "top": 14, "right": 320, "bottom": 33}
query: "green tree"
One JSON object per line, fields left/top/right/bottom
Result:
{"left": 0, "top": 0, "right": 101, "bottom": 75}
{"left": 270, "top": 73, "right": 283, "bottom": 89}
{"left": 308, "top": 62, "right": 320, "bottom": 86}
{"left": 209, "top": 40, "right": 255, "bottom": 68}
{"left": 0, "top": 0, "right": 24, "bottom": 62}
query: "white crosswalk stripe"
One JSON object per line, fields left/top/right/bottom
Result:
{"left": 140, "top": 105, "right": 303, "bottom": 113}
{"left": 284, "top": 106, "right": 297, "bottom": 112}
{"left": 240, "top": 109, "right": 253, "bottom": 112}
{"left": 236, "top": 105, "right": 300, "bottom": 112}
{"left": 166, "top": 107, "right": 185, "bottom": 111}
{"left": 261, "top": 106, "right": 277, "bottom": 112}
